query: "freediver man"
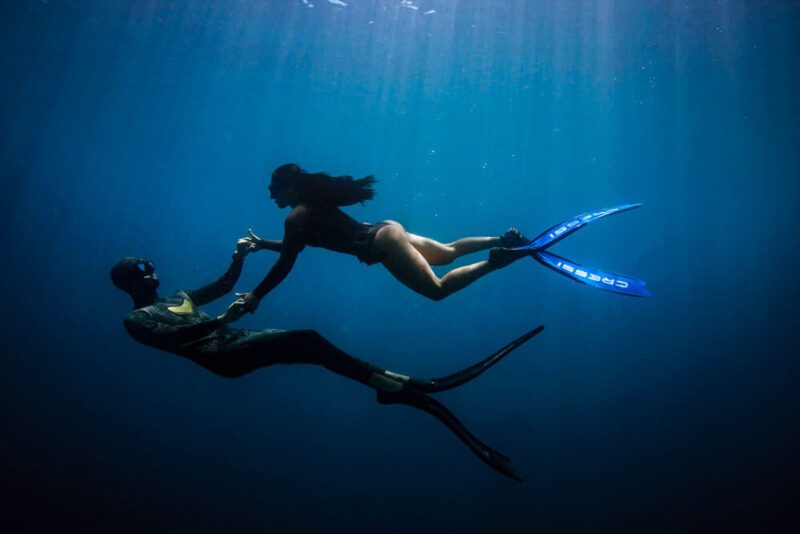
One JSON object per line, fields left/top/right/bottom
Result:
{"left": 110, "top": 235, "right": 544, "bottom": 481}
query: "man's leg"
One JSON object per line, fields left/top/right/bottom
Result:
{"left": 206, "top": 329, "right": 405, "bottom": 385}
{"left": 214, "top": 328, "right": 539, "bottom": 481}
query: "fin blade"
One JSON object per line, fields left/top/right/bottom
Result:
{"left": 519, "top": 203, "right": 643, "bottom": 252}
{"left": 379, "top": 389, "right": 523, "bottom": 482}
{"left": 417, "top": 326, "right": 545, "bottom": 393}
{"left": 534, "top": 250, "right": 651, "bottom": 298}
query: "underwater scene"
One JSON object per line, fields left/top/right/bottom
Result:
{"left": 1, "top": 1, "right": 798, "bottom": 531}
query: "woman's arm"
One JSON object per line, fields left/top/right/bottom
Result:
{"left": 236, "top": 207, "right": 307, "bottom": 314}
{"left": 247, "top": 228, "right": 283, "bottom": 253}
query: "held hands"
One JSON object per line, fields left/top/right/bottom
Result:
{"left": 246, "top": 228, "right": 269, "bottom": 250}
{"left": 217, "top": 292, "right": 260, "bottom": 324}
{"left": 233, "top": 235, "right": 258, "bottom": 260}
{"left": 235, "top": 292, "right": 261, "bottom": 313}
{"left": 217, "top": 300, "right": 247, "bottom": 324}
{"left": 233, "top": 229, "right": 270, "bottom": 260}
{"left": 221, "top": 232, "right": 266, "bottom": 325}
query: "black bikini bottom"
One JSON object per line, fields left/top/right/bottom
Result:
{"left": 354, "top": 221, "right": 393, "bottom": 265}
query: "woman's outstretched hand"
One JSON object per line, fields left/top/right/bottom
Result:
{"left": 239, "top": 228, "right": 283, "bottom": 253}
{"left": 246, "top": 228, "right": 269, "bottom": 250}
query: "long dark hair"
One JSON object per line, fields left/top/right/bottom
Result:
{"left": 271, "top": 163, "right": 376, "bottom": 207}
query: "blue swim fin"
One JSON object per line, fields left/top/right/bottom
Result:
{"left": 513, "top": 203, "right": 650, "bottom": 297}
{"left": 520, "top": 203, "right": 643, "bottom": 252}
{"left": 534, "top": 250, "right": 651, "bottom": 298}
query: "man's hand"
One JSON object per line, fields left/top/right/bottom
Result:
{"left": 233, "top": 235, "right": 258, "bottom": 260}
{"left": 218, "top": 293, "right": 260, "bottom": 324}
{"left": 234, "top": 292, "right": 261, "bottom": 314}
{"left": 217, "top": 300, "right": 248, "bottom": 324}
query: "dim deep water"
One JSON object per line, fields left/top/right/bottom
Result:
{"left": 1, "top": 1, "right": 798, "bottom": 531}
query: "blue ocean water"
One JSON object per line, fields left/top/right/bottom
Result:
{"left": 1, "top": 0, "right": 798, "bottom": 531}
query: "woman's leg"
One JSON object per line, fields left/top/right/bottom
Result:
{"left": 373, "top": 224, "right": 507, "bottom": 301}
{"left": 407, "top": 234, "right": 501, "bottom": 266}
{"left": 407, "top": 227, "right": 529, "bottom": 266}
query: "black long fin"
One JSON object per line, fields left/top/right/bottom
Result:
{"left": 413, "top": 325, "right": 544, "bottom": 394}
{"left": 377, "top": 388, "right": 522, "bottom": 482}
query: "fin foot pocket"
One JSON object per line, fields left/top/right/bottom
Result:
{"left": 488, "top": 247, "right": 531, "bottom": 267}
{"left": 500, "top": 228, "right": 530, "bottom": 248}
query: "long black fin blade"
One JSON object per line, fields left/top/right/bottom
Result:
{"left": 415, "top": 325, "right": 545, "bottom": 394}
{"left": 378, "top": 389, "right": 522, "bottom": 482}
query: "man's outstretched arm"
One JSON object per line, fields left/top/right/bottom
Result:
{"left": 186, "top": 237, "right": 256, "bottom": 306}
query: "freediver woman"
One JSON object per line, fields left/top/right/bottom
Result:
{"left": 232, "top": 163, "right": 531, "bottom": 315}
{"left": 232, "top": 164, "right": 651, "bottom": 315}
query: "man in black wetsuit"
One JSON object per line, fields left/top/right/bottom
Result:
{"left": 111, "top": 236, "right": 544, "bottom": 481}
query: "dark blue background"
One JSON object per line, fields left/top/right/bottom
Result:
{"left": 1, "top": 1, "right": 798, "bottom": 531}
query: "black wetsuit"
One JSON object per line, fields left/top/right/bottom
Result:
{"left": 123, "top": 256, "right": 383, "bottom": 381}
{"left": 121, "top": 253, "right": 539, "bottom": 481}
